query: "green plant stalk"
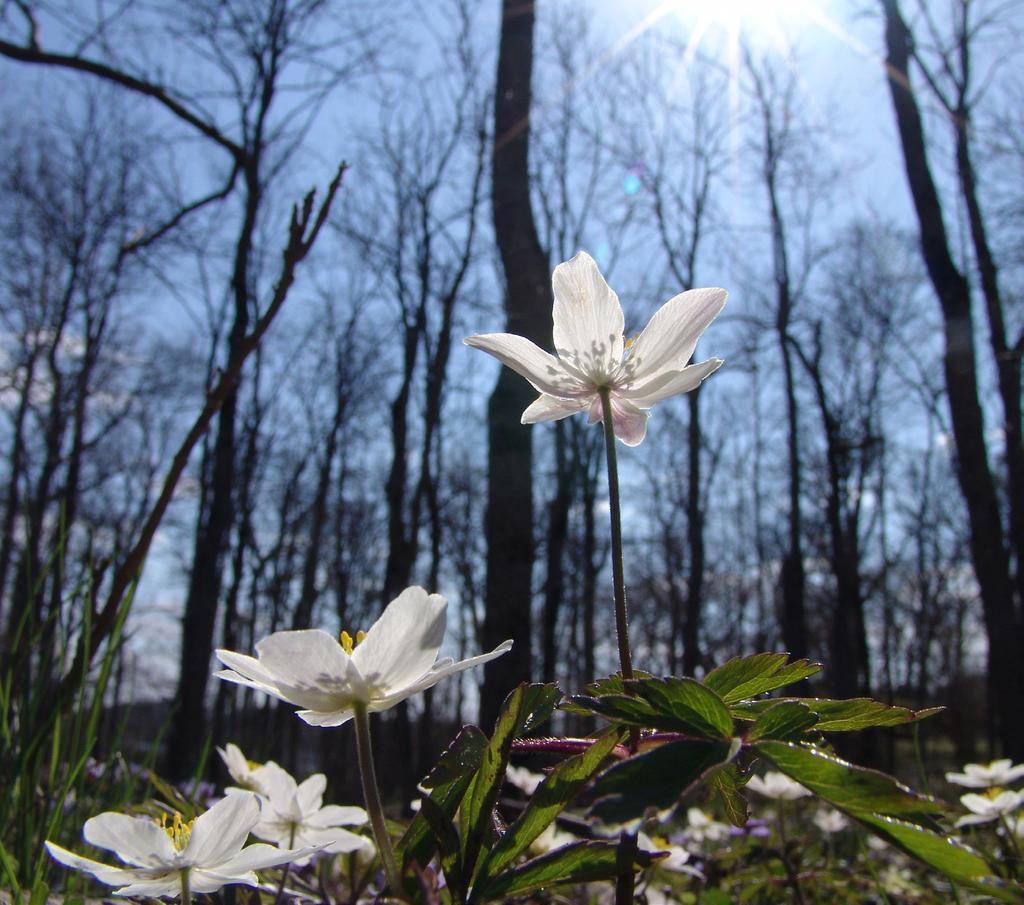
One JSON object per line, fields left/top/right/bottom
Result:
{"left": 273, "top": 825, "right": 297, "bottom": 905}
{"left": 614, "top": 830, "right": 637, "bottom": 905}
{"left": 179, "top": 867, "right": 191, "bottom": 904}
{"left": 775, "top": 802, "right": 806, "bottom": 905}
{"left": 352, "top": 702, "right": 404, "bottom": 899}
{"left": 598, "top": 387, "right": 633, "bottom": 681}
{"left": 999, "top": 813, "right": 1022, "bottom": 879}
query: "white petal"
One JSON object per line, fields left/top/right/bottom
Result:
{"left": 255, "top": 629, "right": 365, "bottom": 711}
{"left": 464, "top": 333, "right": 586, "bottom": 397}
{"left": 623, "top": 287, "right": 726, "bottom": 384}
{"left": 551, "top": 251, "right": 625, "bottom": 381}
{"left": 188, "top": 868, "right": 258, "bottom": 894}
{"left": 183, "top": 793, "right": 259, "bottom": 867}
{"left": 305, "top": 805, "right": 368, "bottom": 828}
{"left": 294, "top": 826, "right": 369, "bottom": 854}
{"left": 353, "top": 587, "right": 446, "bottom": 695}
{"left": 218, "top": 744, "right": 251, "bottom": 786}
{"left": 588, "top": 394, "right": 649, "bottom": 446}
{"left": 216, "top": 842, "right": 317, "bottom": 873}
{"left": 295, "top": 774, "right": 327, "bottom": 815}
{"left": 620, "top": 358, "right": 723, "bottom": 408}
{"left": 113, "top": 873, "right": 186, "bottom": 897}
{"left": 253, "top": 761, "right": 298, "bottom": 810}
{"left": 521, "top": 393, "right": 591, "bottom": 424}
{"left": 296, "top": 707, "right": 355, "bottom": 727}
{"left": 214, "top": 651, "right": 289, "bottom": 701}
{"left": 83, "top": 812, "right": 176, "bottom": 867}
{"left": 370, "top": 639, "right": 514, "bottom": 711}
{"left": 45, "top": 841, "right": 145, "bottom": 886}
{"left": 955, "top": 812, "right": 996, "bottom": 827}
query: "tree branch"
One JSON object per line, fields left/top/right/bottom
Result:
{"left": 55, "top": 162, "right": 348, "bottom": 705}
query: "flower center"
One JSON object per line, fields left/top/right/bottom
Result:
{"left": 339, "top": 629, "right": 366, "bottom": 655}
{"left": 162, "top": 813, "right": 195, "bottom": 851}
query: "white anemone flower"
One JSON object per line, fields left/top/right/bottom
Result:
{"left": 218, "top": 747, "right": 370, "bottom": 863}
{"left": 637, "top": 832, "right": 701, "bottom": 878}
{"left": 45, "top": 792, "right": 310, "bottom": 898}
{"left": 505, "top": 765, "right": 546, "bottom": 795}
{"left": 217, "top": 743, "right": 286, "bottom": 799}
{"left": 955, "top": 790, "right": 1024, "bottom": 828}
{"left": 215, "top": 586, "right": 512, "bottom": 728}
{"left": 813, "top": 809, "right": 850, "bottom": 834}
{"left": 684, "top": 807, "right": 730, "bottom": 844}
{"left": 746, "top": 771, "right": 812, "bottom": 801}
{"left": 464, "top": 250, "right": 726, "bottom": 446}
{"left": 946, "top": 759, "right": 1024, "bottom": 789}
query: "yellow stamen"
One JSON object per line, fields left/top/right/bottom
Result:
{"left": 340, "top": 629, "right": 366, "bottom": 655}
{"left": 624, "top": 332, "right": 641, "bottom": 351}
{"left": 161, "top": 813, "right": 195, "bottom": 851}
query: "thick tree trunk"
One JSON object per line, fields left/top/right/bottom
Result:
{"left": 542, "top": 422, "right": 571, "bottom": 682}
{"left": 479, "top": 0, "right": 550, "bottom": 728}
{"left": 682, "top": 386, "right": 706, "bottom": 676}
{"left": 881, "top": 0, "right": 1024, "bottom": 756}
{"left": 167, "top": 160, "right": 259, "bottom": 777}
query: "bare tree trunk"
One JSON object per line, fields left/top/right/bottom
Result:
{"left": 881, "top": 0, "right": 1024, "bottom": 756}
{"left": 480, "top": 0, "right": 550, "bottom": 727}
{"left": 542, "top": 422, "right": 571, "bottom": 683}
{"left": 168, "top": 159, "right": 258, "bottom": 777}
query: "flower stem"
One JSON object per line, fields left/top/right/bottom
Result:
{"left": 614, "top": 831, "right": 637, "bottom": 905}
{"left": 353, "top": 702, "right": 405, "bottom": 899}
{"left": 179, "top": 868, "right": 191, "bottom": 905}
{"left": 273, "top": 825, "right": 296, "bottom": 905}
{"left": 598, "top": 386, "right": 633, "bottom": 681}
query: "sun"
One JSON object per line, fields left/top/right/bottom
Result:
{"left": 619, "top": 0, "right": 835, "bottom": 58}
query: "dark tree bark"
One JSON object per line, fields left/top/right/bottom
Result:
{"left": 542, "top": 422, "right": 572, "bottom": 683}
{"left": 479, "top": 0, "right": 551, "bottom": 728}
{"left": 881, "top": 0, "right": 1024, "bottom": 756}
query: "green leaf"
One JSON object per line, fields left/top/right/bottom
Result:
{"left": 732, "top": 697, "right": 940, "bottom": 731}
{"left": 417, "top": 795, "right": 465, "bottom": 904}
{"left": 703, "top": 653, "right": 822, "bottom": 703}
{"left": 856, "top": 813, "right": 1024, "bottom": 902}
{"left": 572, "top": 693, "right": 664, "bottom": 728}
{"left": 470, "top": 841, "right": 654, "bottom": 903}
{"left": 627, "top": 678, "right": 734, "bottom": 739}
{"left": 754, "top": 740, "right": 944, "bottom": 817}
{"left": 460, "top": 684, "right": 560, "bottom": 884}
{"left": 476, "top": 730, "right": 621, "bottom": 886}
{"left": 708, "top": 764, "right": 749, "bottom": 827}
{"left": 559, "top": 672, "right": 653, "bottom": 717}
{"left": 421, "top": 725, "right": 490, "bottom": 789}
{"left": 745, "top": 701, "right": 818, "bottom": 741}
{"left": 589, "top": 738, "right": 740, "bottom": 824}
{"left": 399, "top": 726, "right": 486, "bottom": 875}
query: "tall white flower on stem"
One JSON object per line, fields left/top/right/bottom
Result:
{"left": 215, "top": 585, "right": 512, "bottom": 727}
{"left": 45, "top": 792, "right": 310, "bottom": 900}
{"left": 465, "top": 250, "right": 726, "bottom": 446}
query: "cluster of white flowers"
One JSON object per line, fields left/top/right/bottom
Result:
{"left": 45, "top": 793, "right": 312, "bottom": 898}
{"left": 46, "top": 751, "right": 376, "bottom": 899}
{"left": 947, "top": 758, "right": 1024, "bottom": 830}
{"left": 47, "top": 252, "right": 731, "bottom": 902}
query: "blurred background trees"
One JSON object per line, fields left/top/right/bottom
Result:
{"left": 0, "top": 0, "right": 1020, "bottom": 787}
